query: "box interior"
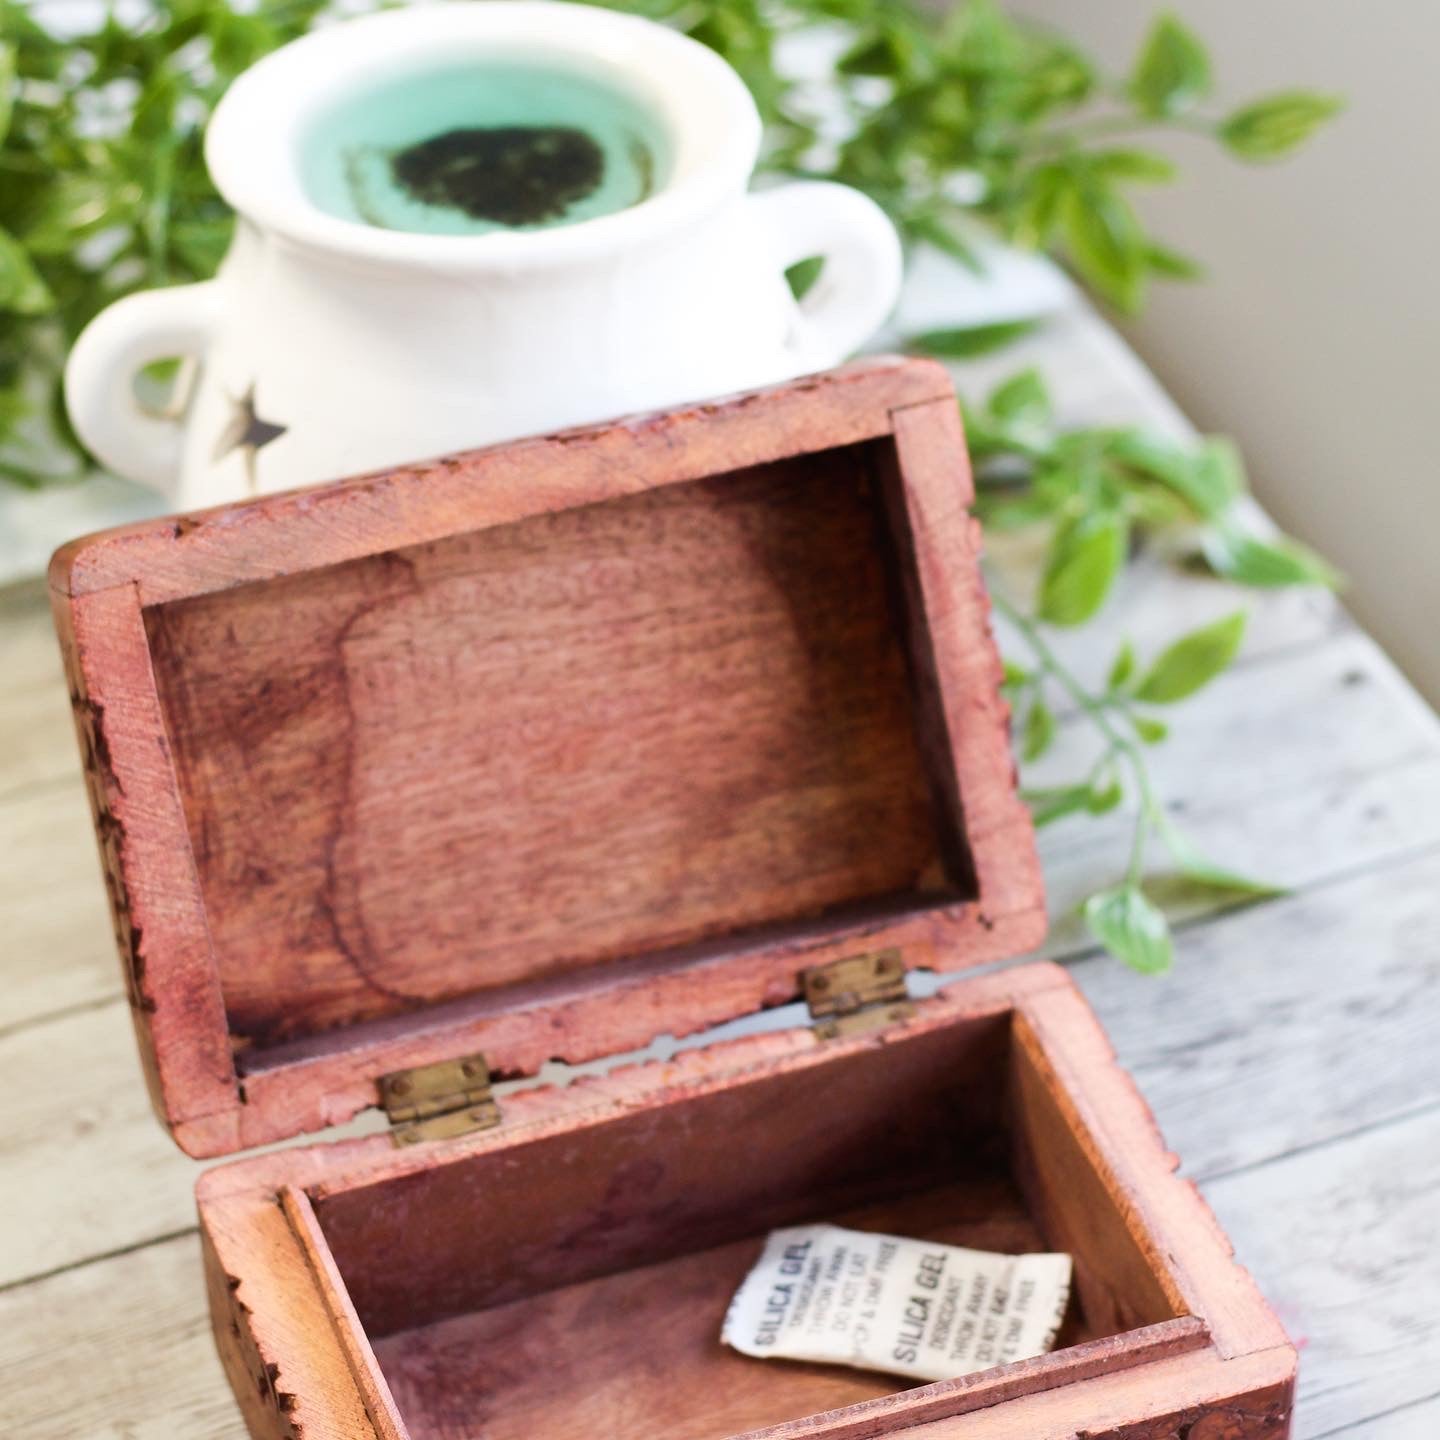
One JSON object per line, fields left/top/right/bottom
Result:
{"left": 309, "top": 1009, "right": 1188, "bottom": 1440}
{"left": 141, "top": 441, "right": 977, "bottom": 1061}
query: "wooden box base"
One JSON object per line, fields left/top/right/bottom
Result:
{"left": 197, "top": 963, "right": 1294, "bottom": 1440}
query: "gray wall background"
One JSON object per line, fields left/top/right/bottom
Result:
{"left": 1010, "top": 2, "right": 1439, "bottom": 700}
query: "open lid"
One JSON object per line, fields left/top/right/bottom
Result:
{"left": 51, "top": 358, "right": 1044, "bottom": 1158}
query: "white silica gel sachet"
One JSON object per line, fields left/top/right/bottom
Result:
{"left": 721, "top": 1224, "right": 1072, "bottom": 1384}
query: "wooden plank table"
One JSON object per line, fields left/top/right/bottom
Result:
{"left": 3, "top": 301, "right": 1436, "bottom": 1437}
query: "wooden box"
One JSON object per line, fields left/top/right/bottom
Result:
{"left": 52, "top": 359, "right": 1295, "bottom": 1440}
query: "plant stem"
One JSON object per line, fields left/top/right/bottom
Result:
{"left": 991, "top": 588, "right": 1162, "bottom": 885}
{"left": 1020, "top": 111, "right": 1216, "bottom": 159}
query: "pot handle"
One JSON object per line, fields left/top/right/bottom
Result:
{"left": 65, "top": 282, "right": 222, "bottom": 495}
{"left": 749, "top": 182, "right": 903, "bottom": 370}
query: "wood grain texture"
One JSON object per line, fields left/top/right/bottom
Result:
{"left": 314, "top": 1009, "right": 1017, "bottom": 1337}
{"left": 49, "top": 358, "right": 954, "bottom": 604}
{"left": 895, "top": 1345, "right": 1294, "bottom": 1439}
{"left": 49, "top": 358, "right": 1046, "bottom": 1157}
{"left": 14, "top": 804, "right": 1440, "bottom": 1320}
{"left": 0, "top": 775, "right": 117, "bottom": 1033}
{"left": 1068, "top": 847, "right": 1440, "bottom": 1183}
{"left": 280, "top": 1187, "right": 408, "bottom": 1440}
{"left": 51, "top": 581, "right": 238, "bottom": 1145}
{"left": 1009, "top": 1019, "right": 1185, "bottom": 1339}
{"left": 372, "top": 1192, "right": 1204, "bottom": 1440}
{"left": 0, "top": 1231, "right": 246, "bottom": 1440}
{"left": 0, "top": 579, "right": 78, "bottom": 802}
{"left": 879, "top": 400, "right": 1039, "bottom": 900}
{"left": 1203, "top": 1102, "right": 1440, "bottom": 1440}
{"left": 14, "top": 293, "right": 1428, "bottom": 1440}
{"left": 197, "top": 963, "right": 1290, "bottom": 1439}
{"left": 145, "top": 449, "right": 963, "bottom": 1048}
{"left": 1012, "top": 983, "right": 1288, "bottom": 1365}
{"left": 0, "top": 997, "right": 200, "bottom": 1289}
{"left": 201, "top": 1193, "right": 383, "bottom": 1440}
{"left": 12, "top": 625, "right": 1440, "bottom": 1288}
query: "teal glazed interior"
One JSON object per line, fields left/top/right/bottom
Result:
{"left": 298, "top": 58, "right": 673, "bottom": 236}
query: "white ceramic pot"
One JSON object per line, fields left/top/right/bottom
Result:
{"left": 63, "top": 2, "right": 902, "bottom": 509}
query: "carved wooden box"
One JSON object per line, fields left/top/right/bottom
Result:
{"left": 52, "top": 359, "right": 1295, "bottom": 1440}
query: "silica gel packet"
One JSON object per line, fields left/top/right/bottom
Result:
{"left": 721, "top": 1223, "right": 1071, "bottom": 1383}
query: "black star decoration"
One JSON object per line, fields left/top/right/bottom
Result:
{"left": 213, "top": 384, "right": 288, "bottom": 492}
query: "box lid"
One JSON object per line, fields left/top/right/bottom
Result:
{"left": 51, "top": 357, "right": 1044, "bottom": 1158}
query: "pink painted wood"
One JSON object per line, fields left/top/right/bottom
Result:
{"left": 50, "top": 358, "right": 1045, "bottom": 1157}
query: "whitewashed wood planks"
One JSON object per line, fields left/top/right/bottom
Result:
{"left": 1206, "top": 1104, "right": 1440, "bottom": 1439}
{"left": 0, "top": 1232, "right": 247, "bottom": 1440}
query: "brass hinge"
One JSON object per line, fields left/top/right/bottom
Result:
{"left": 803, "top": 949, "right": 915, "bottom": 1040}
{"left": 380, "top": 1052, "right": 500, "bottom": 1147}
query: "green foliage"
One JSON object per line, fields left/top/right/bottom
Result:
{"left": 1128, "top": 13, "right": 1210, "bottom": 119}
{"left": 1021, "top": 693, "right": 1056, "bottom": 761}
{"left": 988, "top": 366, "right": 1049, "bottom": 425}
{"left": 1219, "top": 91, "right": 1345, "bottom": 161}
{"left": 1039, "top": 512, "right": 1127, "bottom": 626}
{"left": 0, "top": 0, "right": 333, "bottom": 483}
{"left": 0, "top": 0, "right": 1339, "bottom": 489}
{"left": 1084, "top": 884, "right": 1173, "bottom": 974}
{"left": 0, "top": 0, "right": 1346, "bottom": 977}
{"left": 964, "top": 373, "right": 1323, "bottom": 597}
{"left": 1203, "top": 526, "right": 1341, "bottom": 588}
{"left": 1131, "top": 610, "right": 1246, "bottom": 704}
{"left": 910, "top": 319, "right": 1039, "bottom": 359}
{"left": 1160, "top": 824, "right": 1283, "bottom": 899}
{"left": 977, "top": 367, "right": 1335, "bottom": 969}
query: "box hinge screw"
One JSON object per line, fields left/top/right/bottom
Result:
{"left": 803, "top": 949, "right": 915, "bottom": 1041}
{"left": 380, "top": 1052, "right": 500, "bottom": 1147}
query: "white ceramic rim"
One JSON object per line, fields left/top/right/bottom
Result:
{"left": 204, "top": 1, "right": 762, "bottom": 272}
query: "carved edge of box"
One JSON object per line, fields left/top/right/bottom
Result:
{"left": 203, "top": 1227, "right": 303, "bottom": 1440}
{"left": 1075, "top": 1346, "right": 1296, "bottom": 1440}
{"left": 203, "top": 1198, "right": 387, "bottom": 1440}
{"left": 50, "top": 580, "right": 240, "bottom": 1150}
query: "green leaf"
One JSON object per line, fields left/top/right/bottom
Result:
{"left": 0, "top": 227, "right": 53, "bottom": 315}
{"left": 1002, "top": 659, "right": 1031, "bottom": 690}
{"left": 1145, "top": 240, "right": 1205, "bottom": 280}
{"left": 1161, "top": 826, "right": 1285, "bottom": 897}
{"left": 1106, "top": 432, "right": 1241, "bottom": 520}
{"left": 1191, "top": 438, "right": 1248, "bottom": 512}
{"left": 1061, "top": 183, "right": 1147, "bottom": 312}
{"left": 1220, "top": 91, "right": 1344, "bottom": 161}
{"left": 1204, "top": 528, "right": 1342, "bottom": 589}
{"left": 1011, "top": 162, "right": 1071, "bottom": 250}
{"left": 1084, "top": 884, "right": 1173, "bottom": 973}
{"left": 1039, "top": 512, "right": 1126, "bottom": 626}
{"left": 1089, "top": 149, "right": 1178, "bottom": 185}
{"left": 1086, "top": 777, "right": 1124, "bottom": 814}
{"left": 988, "top": 368, "right": 1050, "bottom": 427}
{"left": 786, "top": 256, "right": 825, "bottom": 301}
{"left": 171, "top": 218, "right": 236, "bottom": 278}
{"left": 908, "top": 318, "right": 1039, "bottom": 358}
{"left": 1107, "top": 640, "right": 1136, "bottom": 691}
{"left": 1133, "top": 714, "right": 1169, "bottom": 744}
{"left": 1023, "top": 784, "right": 1094, "bottom": 828}
{"left": 1133, "top": 611, "right": 1247, "bottom": 704}
{"left": 943, "top": 0, "right": 1024, "bottom": 73}
{"left": 838, "top": 31, "right": 900, "bottom": 77}
{"left": 1129, "top": 13, "right": 1211, "bottom": 118}
{"left": 1022, "top": 696, "right": 1056, "bottom": 761}
{"left": 20, "top": 174, "right": 140, "bottom": 256}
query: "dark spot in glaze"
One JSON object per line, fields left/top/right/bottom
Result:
{"left": 391, "top": 125, "right": 606, "bottom": 226}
